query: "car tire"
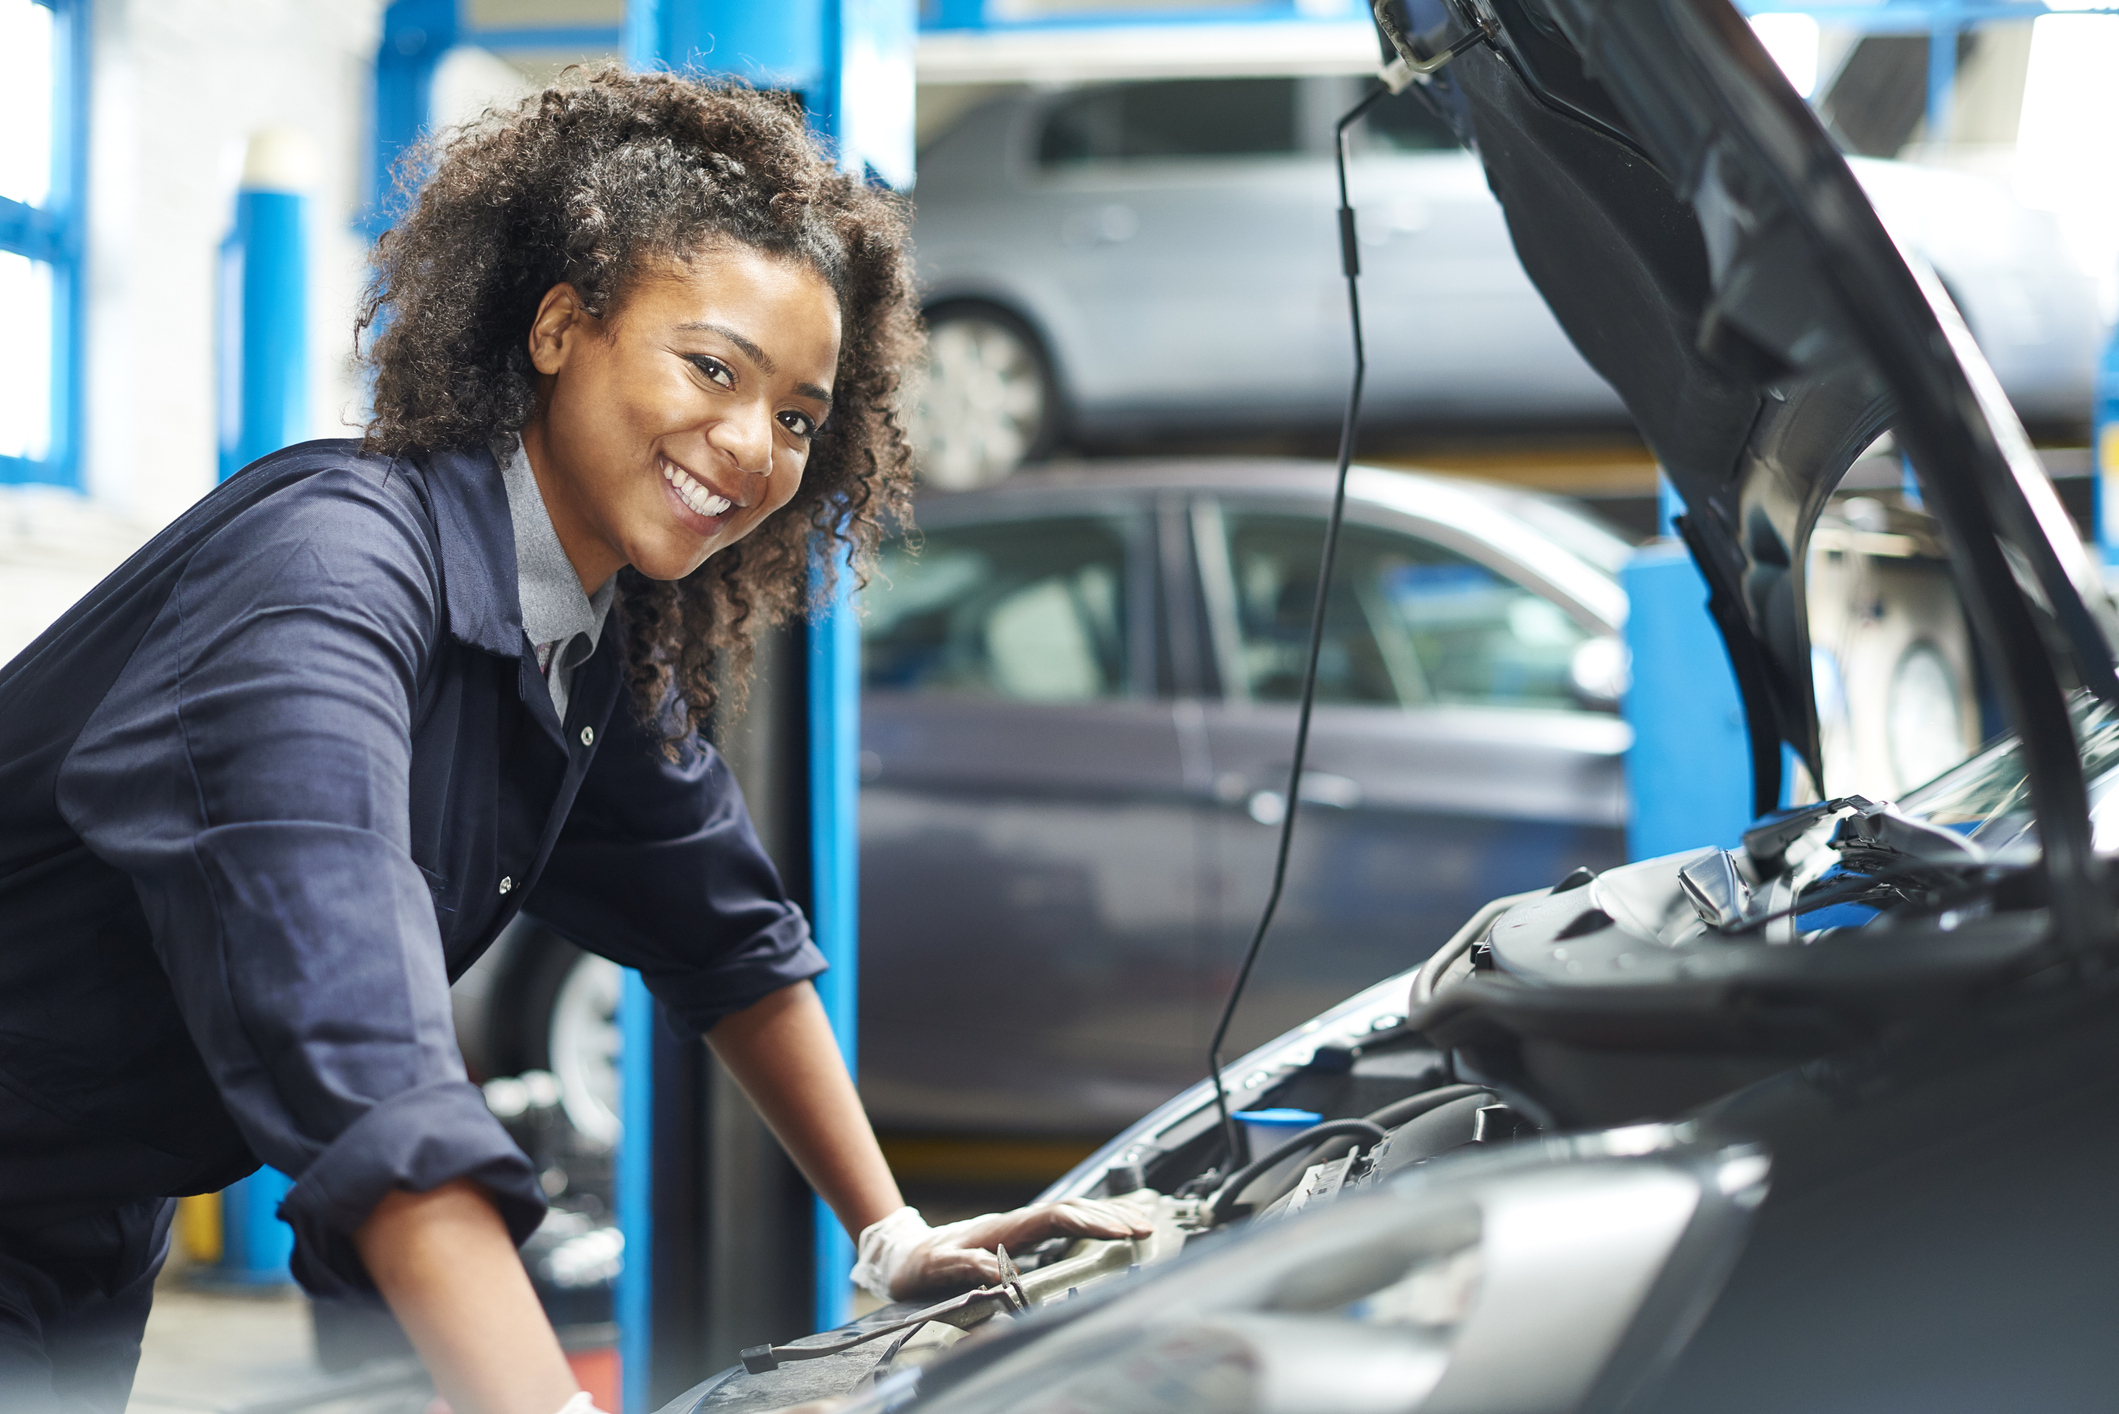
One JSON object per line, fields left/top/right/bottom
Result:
{"left": 912, "top": 304, "right": 1060, "bottom": 489}
{"left": 508, "top": 934, "right": 624, "bottom": 1151}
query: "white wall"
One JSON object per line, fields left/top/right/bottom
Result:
{"left": 86, "top": 0, "right": 384, "bottom": 524}
{"left": 0, "top": 0, "right": 384, "bottom": 663}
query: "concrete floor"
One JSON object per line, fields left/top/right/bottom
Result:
{"left": 125, "top": 1265, "right": 434, "bottom": 1414}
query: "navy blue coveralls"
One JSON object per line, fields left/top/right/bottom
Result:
{"left": 0, "top": 441, "right": 825, "bottom": 1407}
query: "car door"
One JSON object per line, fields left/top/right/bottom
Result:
{"left": 857, "top": 492, "right": 1208, "bottom": 1133}
{"left": 1028, "top": 77, "right": 1342, "bottom": 420}
{"left": 1191, "top": 492, "right": 1629, "bottom": 1058}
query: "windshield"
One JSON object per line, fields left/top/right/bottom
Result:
{"left": 1761, "top": 694, "right": 2119, "bottom": 937}
{"left": 1897, "top": 693, "right": 2119, "bottom": 852}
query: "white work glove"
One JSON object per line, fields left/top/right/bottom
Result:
{"left": 850, "top": 1200, "right": 1154, "bottom": 1303}
{"left": 554, "top": 1396, "right": 613, "bottom": 1414}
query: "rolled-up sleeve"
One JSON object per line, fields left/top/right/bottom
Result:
{"left": 529, "top": 702, "right": 826, "bottom": 1037}
{"left": 54, "top": 467, "right": 542, "bottom": 1296}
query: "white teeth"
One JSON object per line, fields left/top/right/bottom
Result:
{"left": 661, "top": 460, "right": 733, "bottom": 519}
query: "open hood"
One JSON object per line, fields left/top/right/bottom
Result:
{"left": 1378, "top": 0, "right": 2119, "bottom": 831}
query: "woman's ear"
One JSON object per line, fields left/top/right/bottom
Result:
{"left": 528, "top": 283, "right": 592, "bottom": 376}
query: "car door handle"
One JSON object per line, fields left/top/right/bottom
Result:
{"left": 1062, "top": 203, "right": 1139, "bottom": 247}
{"left": 1228, "top": 771, "right": 1363, "bottom": 826}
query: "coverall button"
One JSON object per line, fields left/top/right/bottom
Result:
{"left": 580, "top": 726, "right": 595, "bottom": 747}
{"left": 498, "top": 876, "right": 513, "bottom": 895}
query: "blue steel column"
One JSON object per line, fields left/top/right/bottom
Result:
{"left": 2095, "top": 321, "right": 2119, "bottom": 567}
{"left": 49, "top": 0, "right": 87, "bottom": 490}
{"left": 217, "top": 139, "right": 309, "bottom": 483}
{"left": 615, "top": 969, "right": 656, "bottom": 1407}
{"left": 366, "top": 0, "right": 457, "bottom": 234}
{"left": 807, "top": 555, "right": 861, "bottom": 1333}
{"left": 1621, "top": 476, "right": 1756, "bottom": 859}
{"left": 1926, "top": 19, "right": 1957, "bottom": 145}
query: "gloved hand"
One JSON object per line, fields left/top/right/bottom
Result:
{"left": 554, "top": 1395, "right": 613, "bottom": 1414}
{"left": 851, "top": 1199, "right": 1155, "bottom": 1302}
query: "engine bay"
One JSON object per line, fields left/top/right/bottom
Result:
{"left": 684, "top": 697, "right": 2119, "bottom": 1412}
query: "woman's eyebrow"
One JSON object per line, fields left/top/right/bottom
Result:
{"left": 676, "top": 320, "right": 776, "bottom": 373}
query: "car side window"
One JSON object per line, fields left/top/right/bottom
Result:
{"left": 1038, "top": 78, "right": 1300, "bottom": 166}
{"left": 1215, "top": 510, "right": 1594, "bottom": 710}
{"left": 864, "top": 515, "right": 1138, "bottom": 703}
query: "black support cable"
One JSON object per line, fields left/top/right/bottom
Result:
{"left": 1206, "top": 83, "right": 1391, "bottom": 1177}
{"left": 1208, "top": 1119, "right": 1389, "bottom": 1225}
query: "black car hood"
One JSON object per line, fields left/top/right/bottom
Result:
{"left": 1379, "top": 0, "right": 2119, "bottom": 817}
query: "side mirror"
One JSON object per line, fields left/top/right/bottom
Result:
{"left": 1570, "top": 635, "right": 1631, "bottom": 710}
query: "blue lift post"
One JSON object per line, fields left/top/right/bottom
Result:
{"left": 211, "top": 129, "right": 313, "bottom": 1282}
{"left": 365, "top": 0, "right": 456, "bottom": 235}
{"left": 1620, "top": 479, "right": 1757, "bottom": 860}
{"left": 217, "top": 133, "right": 310, "bottom": 486}
{"left": 806, "top": 553, "right": 862, "bottom": 1334}
{"left": 2095, "top": 319, "right": 2119, "bottom": 566}
{"left": 617, "top": 6, "right": 913, "bottom": 1408}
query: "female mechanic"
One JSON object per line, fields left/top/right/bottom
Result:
{"left": 0, "top": 71, "right": 1146, "bottom": 1414}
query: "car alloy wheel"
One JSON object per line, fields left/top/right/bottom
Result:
{"left": 548, "top": 952, "right": 623, "bottom": 1150}
{"left": 912, "top": 308, "right": 1054, "bottom": 489}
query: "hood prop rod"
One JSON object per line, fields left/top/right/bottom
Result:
{"left": 1205, "top": 81, "right": 1395, "bottom": 1180}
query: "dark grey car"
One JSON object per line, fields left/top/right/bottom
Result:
{"left": 855, "top": 460, "right": 1634, "bottom": 1133}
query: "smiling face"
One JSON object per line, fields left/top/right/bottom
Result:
{"left": 519, "top": 244, "right": 843, "bottom": 590}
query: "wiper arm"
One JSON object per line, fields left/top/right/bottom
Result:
{"left": 1830, "top": 801, "right": 1988, "bottom": 868}
{"left": 1741, "top": 796, "right": 1877, "bottom": 875}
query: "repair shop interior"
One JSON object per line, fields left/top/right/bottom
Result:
{"left": 6, "top": 0, "right": 2119, "bottom": 1411}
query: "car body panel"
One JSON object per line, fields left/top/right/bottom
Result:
{"left": 856, "top": 461, "right": 1630, "bottom": 1130}
{"left": 859, "top": 695, "right": 1210, "bottom": 1132}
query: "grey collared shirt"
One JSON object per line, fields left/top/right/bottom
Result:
{"left": 501, "top": 442, "right": 615, "bottom": 722}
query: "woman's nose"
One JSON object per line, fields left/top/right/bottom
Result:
{"left": 707, "top": 404, "right": 774, "bottom": 481}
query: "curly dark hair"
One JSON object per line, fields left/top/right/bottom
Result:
{"left": 358, "top": 67, "right": 920, "bottom": 747}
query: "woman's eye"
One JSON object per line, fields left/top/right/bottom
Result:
{"left": 689, "top": 355, "right": 735, "bottom": 389}
{"left": 779, "top": 411, "right": 817, "bottom": 439}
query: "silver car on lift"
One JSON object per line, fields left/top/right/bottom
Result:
{"left": 908, "top": 74, "right": 2103, "bottom": 487}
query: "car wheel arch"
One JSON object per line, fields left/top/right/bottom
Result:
{"left": 915, "top": 298, "right": 1073, "bottom": 485}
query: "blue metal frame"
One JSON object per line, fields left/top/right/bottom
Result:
{"left": 806, "top": 554, "right": 862, "bottom": 1335}
{"left": 367, "top": 4, "right": 634, "bottom": 237}
{"left": 1, "top": 0, "right": 87, "bottom": 488}
{"left": 365, "top": 0, "right": 457, "bottom": 236}
{"left": 614, "top": 969, "right": 656, "bottom": 1413}
{"left": 217, "top": 188, "right": 309, "bottom": 481}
